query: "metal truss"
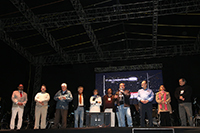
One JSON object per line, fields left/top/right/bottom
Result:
{"left": 31, "top": 64, "right": 42, "bottom": 116}
{"left": 194, "top": 31, "right": 200, "bottom": 51}
{"left": 2, "top": 0, "right": 200, "bottom": 32}
{"left": 10, "top": 0, "right": 70, "bottom": 63}
{"left": 94, "top": 63, "right": 163, "bottom": 73}
{"left": 41, "top": 43, "right": 200, "bottom": 66}
{"left": 152, "top": 0, "right": 158, "bottom": 55}
{"left": 0, "top": 22, "right": 36, "bottom": 64}
{"left": 70, "top": 0, "right": 103, "bottom": 59}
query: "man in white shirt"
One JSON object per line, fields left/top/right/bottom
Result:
{"left": 34, "top": 84, "right": 50, "bottom": 129}
{"left": 10, "top": 84, "right": 28, "bottom": 130}
{"left": 89, "top": 89, "right": 102, "bottom": 112}
{"left": 137, "top": 80, "right": 154, "bottom": 127}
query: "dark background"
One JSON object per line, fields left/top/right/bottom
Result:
{"left": 1, "top": 41, "right": 200, "bottom": 121}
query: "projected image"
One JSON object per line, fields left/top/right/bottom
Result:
{"left": 95, "top": 70, "right": 163, "bottom": 104}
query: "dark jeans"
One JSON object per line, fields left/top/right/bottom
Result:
{"left": 160, "top": 112, "right": 171, "bottom": 126}
{"left": 139, "top": 102, "right": 152, "bottom": 127}
{"left": 53, "top": 109, "right": 68, "bottom": 129}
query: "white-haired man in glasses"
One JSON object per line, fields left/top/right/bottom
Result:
{"left": 53, "top": 83, "right": 73, "bottom": 129}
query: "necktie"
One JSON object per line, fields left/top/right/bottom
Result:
{"left": 79, "top": 94, "right": 82, "bottom": 104}
{"left": 20, "top": 92, "right": 22, "bottom": 97}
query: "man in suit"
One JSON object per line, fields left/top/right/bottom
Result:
{"left": 10, "top": 84, "right": 28, "bottom": 130}
{"left": 73, "top": 86, "right": 85, "bottom": 128}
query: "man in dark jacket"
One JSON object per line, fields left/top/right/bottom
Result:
{"left": 53, "top": 83, "right": 73, "bottom": 129}
{"left": 73, "top": 86, "right": 86, "bottom": 128}
{"left": 116, "top": 83, "right": 132, "bottom": 127}
{"left": 175, "top": 78, "right": 193, "bottom": 126}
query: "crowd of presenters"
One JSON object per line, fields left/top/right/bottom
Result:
{"left": 9, "top": 78, "right": 193, "bottom": 129}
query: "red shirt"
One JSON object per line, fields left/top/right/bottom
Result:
{"left": 103, "top": 95, "right": 114, "bottom": 109}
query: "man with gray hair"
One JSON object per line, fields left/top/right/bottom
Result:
{"left": 73, "top": 86, "right": 85, "bottom": 128}
{"left": 53, "top": 83, "right": 73, "bottom": 129}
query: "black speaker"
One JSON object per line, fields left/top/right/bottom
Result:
{"left": 104, "top": 113, "right": 111, "bottom": 127}
{"left": 86, "top": 112, "right": 111, "bottom": 127}
{"left": 194, "top": 116, "right": 200, "bottom": 126}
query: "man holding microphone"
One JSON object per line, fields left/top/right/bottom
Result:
{"left": 116, "top": 83, "right": 132, "bottom": 127}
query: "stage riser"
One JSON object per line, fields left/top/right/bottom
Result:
{"left": 0, "top": 127, "right": 200, "bottom": 133}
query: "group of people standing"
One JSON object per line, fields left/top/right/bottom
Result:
{"left": 9, "top": 83, "right": 73, "bottom": 130}
{"left": 138, "top": 78, "right": 192, "bottom": 127}
{"left": 9, "top": 78, "right": 193, "bottom": 129}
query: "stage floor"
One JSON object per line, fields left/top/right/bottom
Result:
{"left": 0, "top": 127, "right": 200, "bottom": 133}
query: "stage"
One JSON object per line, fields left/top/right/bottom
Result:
{"left": 0, "top": 127, "right": 200, "bottom": 133}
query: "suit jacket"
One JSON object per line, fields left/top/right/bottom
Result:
{"left": 73, "top": 93, "right": 86, "bottom": 110}
{"left": 11, "top": 90, "right": 28, "bottom": 108}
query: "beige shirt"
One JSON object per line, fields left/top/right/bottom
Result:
{"left": 11, "top": 90, "right": 27, "bottom": 108}
{"left": 156, "top": 91, "right": 172, "bottom": 114}
{"left": 35, "top": 92, "right": 50, "bottom": 107}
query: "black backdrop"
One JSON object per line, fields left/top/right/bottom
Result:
{"left": 1, "top": 42, "right": 200, "bottom": 121}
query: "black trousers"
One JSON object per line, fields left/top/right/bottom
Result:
{"left": 139, "top": 102, "right": 153, "bottom": 127}
{"left": 160, "top": 112, "right": 171, "bottom": 126}
{"left": 53, "top": 109, "right": 68, "bottom": 129}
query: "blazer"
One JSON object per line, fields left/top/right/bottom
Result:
{"left": 156, "top": 91, "right": 172, "bottom": 114}
{"left": 11, "top": 90, "right": 28, "bottom": 108}
{"left": 73, "top": 93, "right": 86, "bottom": 110}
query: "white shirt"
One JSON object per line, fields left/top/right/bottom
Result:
{"left": 35, "top": 92, "right": 50, "bottom": 106}
{"left": 89, "top": 95, "right": 102, "bottom": 112}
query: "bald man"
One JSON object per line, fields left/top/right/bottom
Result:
{"left": 137, "top": 80, "right": 154, "bottom": 127}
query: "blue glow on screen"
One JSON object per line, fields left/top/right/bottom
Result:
{"left": 95, "top": 70, "right": 163, "bottom": 104}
